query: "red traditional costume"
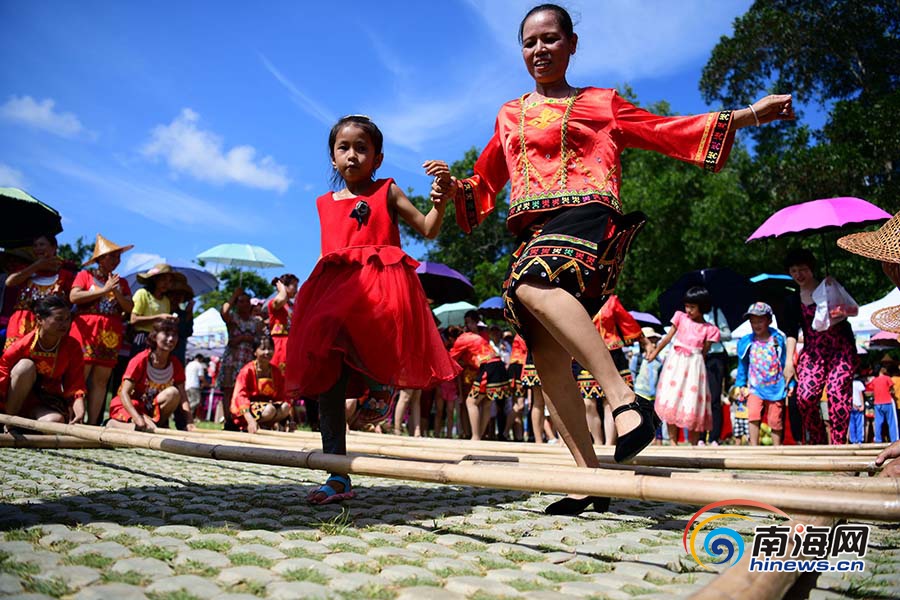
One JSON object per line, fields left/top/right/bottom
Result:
{"left": 453, "top": 88, "right": 735, "bottom": 336}
{"left": 69, "top": 270, "right": 132, "bottom": 367}
{"left": 285, "top": 178, "right": 459, "bottom": 397}
{"left": 4, "top": 269, "right": 75, "bottom": 350}
{"left": 267, "top": 297, "right": 291, "bottom": 374}
{"left": 230, "top": 360, "right": 286, "bottom": 429}
{"left": 575, "top": 295, "right": 642, "bottom": 400}
{"left": 507, "top": 334, "right": 528, "bottom": 390}
{"left": 0, "top": 330, "right": 85, "bottom": 415}
{"left": 450, "top": 331, "right": 509, "bottom": 403}
{"left": 110, "top": 349, "right": 184, "bottom": 423}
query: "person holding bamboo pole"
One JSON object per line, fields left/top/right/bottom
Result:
{"left": 433, "top": 3, "right": 793, "bottom": 514}
{"left": 107, "top": 319, "right": 194, "bottom": 432}
{"left": 0, "top": 296, "right": 85, "bottom": 425}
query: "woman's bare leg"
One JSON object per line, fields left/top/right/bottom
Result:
{"left": 87, "top": 365, "right": 113, "bottom": 425}
{"left": 603, "top": 401, "right": 617, "bottom": 446}
{"left": 530, "top": 387, "right": 545, "bottom": 443}
{"left": 584, "top": 397, "right": 604, "bottom": 445}
{"left": 516, "top": 282, "right": 640, "bottom": 436}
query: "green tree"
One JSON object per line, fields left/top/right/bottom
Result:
{"left": 197, "top": 267, "right": 274, "bottom": 312}
{"left": 57, "top": 236, "right": 92, "bottom": 266}
{"left": 699, "top": 0, "right": 900, "bottom": 303}
{"left": 400, "top": 148, "right": 516, "bottom": 302}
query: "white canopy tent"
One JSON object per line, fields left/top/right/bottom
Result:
{"left": 849, "top": 288, "right": 900, "bottom": 336}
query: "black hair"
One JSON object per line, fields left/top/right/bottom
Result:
{"left": 193, "top": 353, "right": 207, "bottom": 362}
{"left": 328, "top": 115, "right": 384, "bottom": 188}
{"left": 272, "top": 273, "right": 299, "bottom": 287}
{"left": 683, "top": 286, "right": 712, "bottom": 314}
{"left": 34, "top": 295, "right": 70, "bottom": 320}
{"left": 147, "top": 319, "right": 179, "bottom": 351}
{"left": 33, "top": 233, "right": 58, "bottom": 247}
{"left": 253, "top": 334, "right": 274, "bottom": 352}
{"left": 518, "top": 3, "right": 575, "bottom": 44}
{"left": 784, "top": 248, "right": 817, "bottom": 273}
{"left": 464, "top": 310, "right": 481, "bottom": 322}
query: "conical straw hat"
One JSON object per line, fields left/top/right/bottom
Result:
{"left": 837, "top": 211, "right": 900, "bottom": 263}
{"left": 84, "top": 233, "right": 134, "bottom": 266}
{"left": 871, "top": 305, "right": 900, "bottom": 334}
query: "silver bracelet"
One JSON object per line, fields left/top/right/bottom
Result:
{"left": 747, "top": 104, "right": 760, "bottom": 127}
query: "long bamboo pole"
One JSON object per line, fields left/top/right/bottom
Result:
{"left": 2, "top": 416, "right": 897, "bottom": 521}
{"left": 145, "top": 428, "right": 900, "bottom": 495}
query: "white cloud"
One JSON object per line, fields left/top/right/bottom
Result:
{"left": 0, "top": 163, "right": 26, "bottom": 188}
{"left": 142, "top": 108, "right": 291, "bottom": 193}
{"left": 258, "top": 54, "right": 336, "bottom": 126}
{"left": 47, "top": 160, "right": 266, "bottom": 232}
{"left": 120, "top": 252, "right": 166, "bottom": 276}
{"left": 0, "top": 95, "right": 93, "bottom": 139}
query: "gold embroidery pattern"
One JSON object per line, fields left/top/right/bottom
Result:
{"left": 528, "top": 108, "right": 562, "bottom": 129}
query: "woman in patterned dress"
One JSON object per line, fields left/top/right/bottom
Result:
{"left": 218, "top": 288, "right": 263, "bottom": 427}
{"left": 438, "top": 3, "right": 794, "bottom": 514}
{"left": 4, "top": 234, "right": 75, "bottom": 350}
{"left": 69, "top": 234, "right": 134, "bottom": 424}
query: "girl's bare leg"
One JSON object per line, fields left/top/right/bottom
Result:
{"left": 466, "top": 393, "right": 487, "bottom": 440}
{"left": 87, "top": 365, "right": 113, "bottom": 425}
{"left": 393, "top": 389, "right": 411, "bottom": 435}
{"left": 530, "top": 387, "right": 545, "bottom": 443}
{"left": 603, "top": 401, "right": 617, "bottom": 446}
{"left": 584, "top": 397, "right": 604, "bottom": 445}
{"left": 667, "top": 424, "right": 679, "bottom": 445}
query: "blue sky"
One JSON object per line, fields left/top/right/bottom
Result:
{"left": 0, "top": 0, "right": 757, "bottom": 283}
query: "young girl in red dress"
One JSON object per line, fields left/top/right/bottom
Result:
{"left": 285, "top": 115, "right": 460, "bottom": 504}
{"left": 231, "top": 336, "right": 291, "bottom": 433}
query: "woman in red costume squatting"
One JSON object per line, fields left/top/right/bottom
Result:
{"left": 436, "top": 3, "right": 794, "bottom": 515}
{"left": 285, "top": 115, "right": 460, "bottom": 505}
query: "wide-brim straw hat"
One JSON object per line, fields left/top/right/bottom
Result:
{"left": 84, "top": 233, "right": 134, "bottom": 266}
{"left": 136, "top": 263, "right": 174, "bottom": 283}
{"left": 837, "top": 211, "right": 900, "bottom": 263}
{"left": 872, "top": 305, "right": 900, "bottom": 334}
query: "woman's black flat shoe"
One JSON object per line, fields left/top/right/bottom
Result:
{"left": 544, "top": 495, "right": 611, "bottom": 515}
{"left": 613, "top": 396, "right": 660, "bottom": 463}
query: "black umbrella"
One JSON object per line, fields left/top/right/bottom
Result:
{"left": 0, "top": 188, "right": 62, "bottom": 248}
{"left": 658, "top": 268, "right": 753, "bottom": 330}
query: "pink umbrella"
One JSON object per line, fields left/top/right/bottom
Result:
{"left": 746, "top": 197, "right": 891, "bottom": 242}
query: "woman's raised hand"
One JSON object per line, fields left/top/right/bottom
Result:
{"left": 423, "top": 160, "right": 453, "bottom": 206}
{"left": 750, "top": 94, "right": 795, "bottom": 124}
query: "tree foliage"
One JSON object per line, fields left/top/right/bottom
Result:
{"left": 698, "top": 0, "right": 900, "bottom": 303}
{"left": 57, "top": 236, "right": 93, "bottom": 266}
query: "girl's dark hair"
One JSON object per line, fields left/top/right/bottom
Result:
{"left": 33, "top": 234, "right": 59, "bottom": 247}
{"left": 272, "top": 273, "right": 299, "bottom": 287}
{"left": 464, "top": 310, "right": 481, "bottom": 322}
{"left": 518, "top": 3, "right": 575, "bottom": 44}
{"left": 253, "top": 334, "right": 274, "bottom": 352}
{"left": 34, "top": 295, "right": 70, "bottom": 319}
{"left": 683, "top": 286, "right": 712, "bottom": 314}
{"left": 147, "top": 319, "right": 179, "bottom": 351}
{"left": 784, "top": 248, "right": 817, "bottom": 273}
{"left": 328, "top": 115, "right": 384, "bottom": 188}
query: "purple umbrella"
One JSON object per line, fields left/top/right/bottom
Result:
{"left": 628, "top": 310, "right": 661, "bottom": 325}
{"left": 746, "top": 197, "right": 891, "bottom": 241}
{"left": 415, "top": 261, "right": 473, "bottom": 304}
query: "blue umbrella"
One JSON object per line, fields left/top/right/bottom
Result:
{"left": 479, "top": 296, "right": 504, "bottom": 319}
{"left": 124, "top": 259, "right": 219, "bottom": 296}
{"left": 197, "top": 243, "right": 284, "bottom": 285}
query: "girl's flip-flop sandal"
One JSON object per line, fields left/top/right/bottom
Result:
{"left": 307, "top": 475, "right": 356, "bottom": 505}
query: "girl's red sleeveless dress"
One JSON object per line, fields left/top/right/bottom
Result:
{"left": 285, "top": 178, "right": 460, "bottom": 397}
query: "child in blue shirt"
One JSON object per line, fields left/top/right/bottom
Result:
{"left": 735, "top": 302, "right": 787, "bottom": 446}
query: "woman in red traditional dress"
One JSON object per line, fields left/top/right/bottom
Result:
{"left": 69, "top": 234, "right": 134, "bottom": 424}
{"left": 4, "top": 234, "right": 75, "bottom": 350}
{"left": 285, "top": 115, "right": 460, "bottom": 504}
{"left": 438, "top": 3, "right": 794, "bottom": 515}
{"left": 267, "top": 273, "right": 299, "bottom": 375}
{"left": 231, "top": 336, "right": 291, "bottom": 433}
{"left": 0, "top": 296, "right": 85, "bottom": 424}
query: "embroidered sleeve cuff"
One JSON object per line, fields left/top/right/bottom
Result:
{"left": 703, "top": 110, "right": 735, "bottom": 172}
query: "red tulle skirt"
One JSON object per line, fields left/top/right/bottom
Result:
{"left": 285, "top": 246, "right": 460, "bottom": 397}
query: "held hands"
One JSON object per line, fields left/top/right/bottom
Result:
{"left": 34, "top": 256, "right": 62, "bottom": 272}
{"left": 423, "top": 160, "right": 452, "bottom": 208}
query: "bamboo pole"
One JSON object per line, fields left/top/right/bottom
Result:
{"left": 175, "top": 429, "right": 900, "bottom": 494}
{"left": 2, "top": 416, "right": 897, "bottom": 521}
{"left": 0, "top": 434, "right": 104, "bottom": 449}
{"left": 689, "top": 514, "right": 835, "bottom": 600}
